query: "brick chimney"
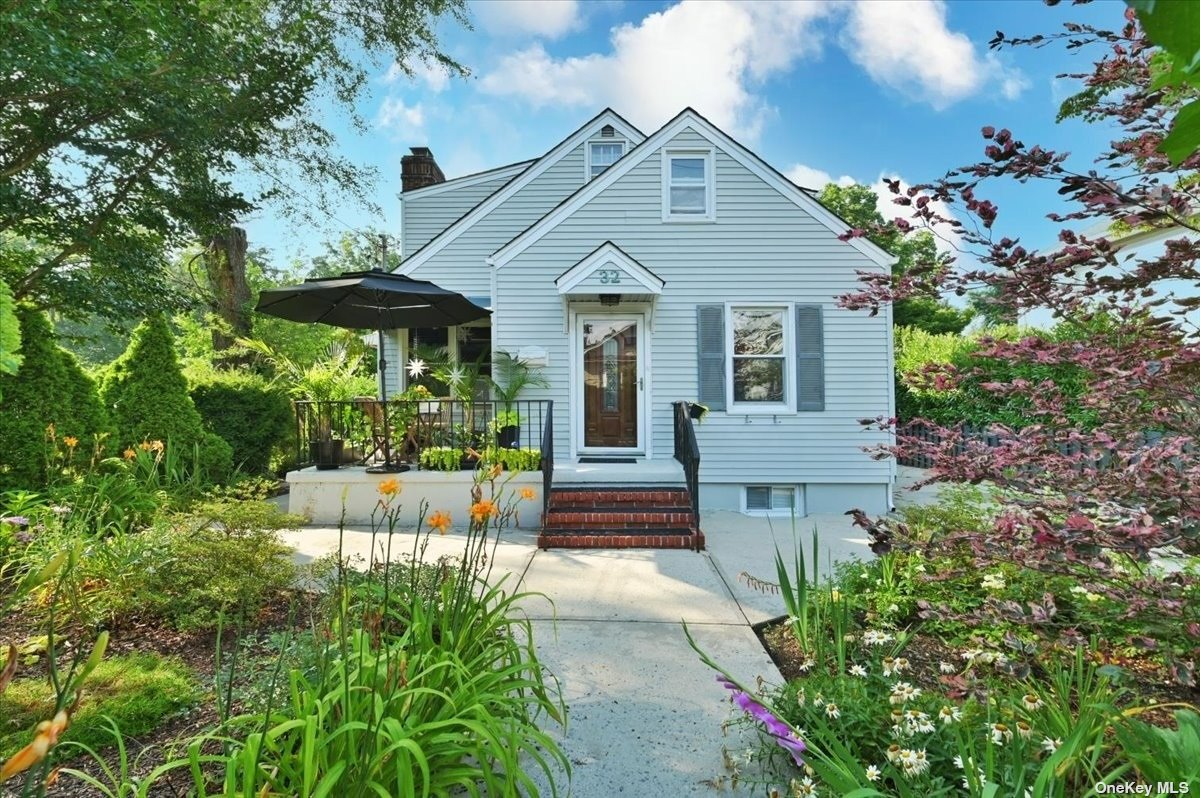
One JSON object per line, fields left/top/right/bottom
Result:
{"left": 401, "top": 147, "right": 445, "bottom": 192}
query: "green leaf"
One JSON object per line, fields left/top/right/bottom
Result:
{"left": 1159, "top": 98, "right": 1200, "bottom": 165}
{"left": 1128, "top": 1, "right": 1200, "bottom": 73}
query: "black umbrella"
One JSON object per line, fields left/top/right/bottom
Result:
{"left": 255, "top": 268, "right": 490, "bottom": 402}
{"left": 255, "top": 268, "right": 490, "bottom": 470}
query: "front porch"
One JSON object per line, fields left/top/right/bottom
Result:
{"left": 285, "top": 399, "right": 704, "bottom": 548}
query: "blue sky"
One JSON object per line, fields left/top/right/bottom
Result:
{"left": 241, "top": 0, "right": 1127, "bottom": 267}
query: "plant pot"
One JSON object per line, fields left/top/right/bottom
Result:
{"left": 310, "top": 439, "right": 344, "bottom": 470}
{"left": 688, "top": 403, "right": 708, "bottom": 421}
{"left": 460, "top": 454, "right": 480, "bottom": 471}
{"left": 497, "top": 425, "right": 520, "bottom": 449}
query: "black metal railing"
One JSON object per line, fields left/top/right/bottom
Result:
{"left": 672, "top": 401, "right": 701, "bottom": 521}
{"left": 540, "top": 400, "right": 554, "bottom": 520}
{"left": 294, "top": 399, "right": 552, "bottom": 471}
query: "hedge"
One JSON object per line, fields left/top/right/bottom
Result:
{"left": 190, "top": 371, "right": 293, "bottom": 475}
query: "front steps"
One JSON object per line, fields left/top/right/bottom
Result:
{"left": 539, "top": 486, "right": 704, "bottom": 550}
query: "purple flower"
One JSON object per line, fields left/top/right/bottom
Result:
{"left": 1, "top": 516, "right": 29, "bottom": 528}
{"left": 716, "top": 675, "right": 806, "bottom": 767}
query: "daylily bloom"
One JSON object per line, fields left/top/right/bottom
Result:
{"left": 63, "top": 436, "right": 78, "bottom": 449}
{"left": 0, "top": 710, "right": 69, "bottom": 783}
{"left": 470, "top": 499, "right": 496, "bottom": 524}
{"left": 428, "top": 511, "right": 452, "bottom": 535}
{"left": 123, "top": 448, "right": 137, "bottom": 460}
{"left": 377, "top": 478, "right": 401, "bottom": 498}
{"left": 520, "top": 487, "right": 536, "bottom": 501}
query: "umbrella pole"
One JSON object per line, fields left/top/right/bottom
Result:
{"left": 378, "top": 327, "right": 393, "bottom": 468}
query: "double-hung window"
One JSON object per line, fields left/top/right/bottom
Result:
{"left": 588, "top": 141, "right": 625, "bottom": 179}
{"left": 663, "top": 149, "right": 714, "bottom": 220}
{"left": 728, "top": 305, "right": 792, "bottom": 411}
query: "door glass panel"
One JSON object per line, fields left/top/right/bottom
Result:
{"left": 602, "top": 338, "right": 619, "bottom": 411}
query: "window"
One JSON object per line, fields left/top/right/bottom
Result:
{"left": 728, "top": 305, "right": 791, "bottom": 410}
{"left": 588, "top": 141, "right": 625, "bottom": 179}
{"left": 663, "top": 149, "right": 714, "bottom": 220}
{"left": 746, "top": 486, "right": 797, "bottom": 514}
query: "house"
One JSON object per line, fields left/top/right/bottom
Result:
{"left": 365, "top": 107, "right": 896, "bottom": 544}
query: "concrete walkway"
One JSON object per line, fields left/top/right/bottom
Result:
{"left": 278, "top": 469, "right": 936, "bottom": 795}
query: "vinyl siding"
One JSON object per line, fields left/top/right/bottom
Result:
{"left": 494, "top": 128, "right": 894, "bottom": 485}
{"left": 400, "top": 170, "right": 522, "bottom": 258}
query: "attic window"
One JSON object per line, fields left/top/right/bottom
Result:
{"left": 588, "top": 141, "right": 625, "bottom": 179}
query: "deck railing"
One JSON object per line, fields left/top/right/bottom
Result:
{"left": 294, "top": 399, "right": 552, "bottom": 471}
{"left": 540, "top": 400, "right": 554, "bottom": 520}
{"left": 672, "top": 401, "right": 701, "bottom": 521}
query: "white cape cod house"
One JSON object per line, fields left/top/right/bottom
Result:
{"left": 363, "top": 108, "right": 896, "bottom": 543}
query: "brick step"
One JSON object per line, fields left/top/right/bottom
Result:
{"left": 538, "top": 529, "right": 705, "bottom": 550}
{"left": 544, "top": 510, "right": 695, "bottom": 529}
{"left": 548, "top": 488, "right": 691, "bottom": 508}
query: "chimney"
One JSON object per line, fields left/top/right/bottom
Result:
{"left": 401, "top": 147, "right": 445, "bottom": 192}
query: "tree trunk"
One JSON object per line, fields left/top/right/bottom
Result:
{"left": 204, "top": 225, "right": 252, "bottom": 365}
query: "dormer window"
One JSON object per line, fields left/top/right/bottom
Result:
{"left": 663, "top": 149, "right": 715, "bottom": 221}
{"left": 588, "top": 141, "right": 625, "bottom": 179}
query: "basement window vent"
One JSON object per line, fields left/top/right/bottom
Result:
{"left": 745, "top": 486, "right": 796, "bottom": 513}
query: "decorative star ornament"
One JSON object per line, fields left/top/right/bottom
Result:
{"left": 407, "top": 358, "right": 426, "bottom": 378}
{"left": 445, "top": 365, "right": 465, "bottom": 385}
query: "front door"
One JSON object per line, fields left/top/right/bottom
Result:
{"left": 580, "top": 316, "right": 642, "bottom": 450}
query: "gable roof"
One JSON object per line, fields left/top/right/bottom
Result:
{"left": 555, "top": 241, "right": 664, "bottom": 295}
{"left": 402, "top": 158, "right": 536, "bottom": 200}
{"left": 487, "top": 108, "right": 897, "bottom": 269}
{"left": 396, "top": 108, "right": 645, "bottom": 275}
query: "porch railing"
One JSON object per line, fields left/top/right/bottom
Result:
{"left": 294, "top": 399, "right": 552, "bottom": 471}
{"left": 672, "top": 401, "right": 701, "bottom": 521}
{"left": 540, "top": 400, "right": 554, "bottom": 520}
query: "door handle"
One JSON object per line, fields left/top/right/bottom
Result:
{"left": 638, "top": 377, "right": 644, "bottom": 390}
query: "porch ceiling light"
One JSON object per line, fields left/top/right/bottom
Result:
{"left": 600, "top": 294, "right": 621, "bottom": 306}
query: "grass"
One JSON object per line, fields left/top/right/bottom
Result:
{"left": 0, "top": 652, "right": 198, "bottom": 760}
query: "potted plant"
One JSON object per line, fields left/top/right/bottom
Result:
{"left": 491, "top": 351, "right": 550, "bottom": 449}
{"left": 688, "top": 402, "right": 710, "bottom": 422}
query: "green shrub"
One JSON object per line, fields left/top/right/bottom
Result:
{"left": 483, "top": 447, "right": 542, "bottom": 472}
{"left": 0, "top": 653, "right": 196, "bottom": 760}
{"left": 190, "top": 371, "right": 293, "bottom": 475}
{"left": 0, "top": 307, "right": 112, "bottom": 490}
{"left": 100, "top": 315, "right": 233, "bottom": 483}
{"left": 419, "top": 445, "right": 463, "bottom": 471}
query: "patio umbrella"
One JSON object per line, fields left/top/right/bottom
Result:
{"left": 255, "top": 268, "right": 490, "bottom": 469}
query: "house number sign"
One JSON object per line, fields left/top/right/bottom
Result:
{"left": 597, "top": 268, "right": 622, "bottom": 284}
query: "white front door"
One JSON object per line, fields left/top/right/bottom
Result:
{"left": 576, "top": 314, "right": 645, "bottom": 454}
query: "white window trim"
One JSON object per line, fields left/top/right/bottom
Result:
{"left": 585, "top": 139, "right": 626, "bottom": 181}
{"left": 661, "top": 148, "right": 715, "bottom": 222}
{"left": 742, "top": 485, "right": 803, "bottom": 517}
{"left": 726, "top": 303, "right": 795, "bottom": 414}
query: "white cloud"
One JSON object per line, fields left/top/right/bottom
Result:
{"left": 472, "top": 0, "right": 582, "bottom": 39}
{"left": 375, "top": 98, "right": 427, "bottom": 140}
{"left": 479, "top": 0, "right": 835, "bottom": 139}
{"left": 842, "top": 1, "right": 1028, "bottom": 110}
{"left": 384, "top": 60, "right": 452, "bottom": 93}
{"left": 785, "top": 163, "right": 855, "bottom": 191}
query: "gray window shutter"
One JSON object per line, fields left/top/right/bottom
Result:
{"left": 795, "top": 304, "right": 824, "bottom": 411}
{"left": 696, "top": 305, "right": 726, "bottom": 411}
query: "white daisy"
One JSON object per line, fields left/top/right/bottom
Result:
{"left": 939, "top": 661, "right": 956, "bottom": 674}
{"left": 865, "top": 765, "right": 881, "bottom": 782}
{"left": 938, "top": 705, "right": 961, "bottom": 725}
{"left": 849, "top": 664, "right": 868, "bottom": 678}
{"left": 1041, "top": 737, "right": 1061, "bottom": 754}
{"left": 825, "top": 702, "right": 841, "bottom": 720}
{"left": 990, "top": 722, "right": 1013, "bottom": 746}
{"left": 1021, "top": 693, "right": 1045, "bottom": 711}
{"left": 1016, "top": 720, "right": 1034, "bottom": 740}
{"left": 795, "top": 776, "right": 818, "bottom": 796}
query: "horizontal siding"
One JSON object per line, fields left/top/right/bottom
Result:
{"left": 495, "top": 127, "right": 893, "bottom": 484}
{"left": 400, "top": 172, "right": 518, "bottom": 259}
{"left": 401, "top": 137, "right": 630, "bottom": 297}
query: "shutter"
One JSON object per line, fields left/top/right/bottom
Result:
{"left": 696, "top": 304, "right": 726, "bottom": 411}
{"left": 795, "top": 304, "right": 824, "bottom": 411}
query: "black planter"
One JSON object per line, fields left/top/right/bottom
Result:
{"left": 497, "top": 425, "right": 520, "bottom": 449}
{"left": 460, "top": 454, "right": 480, "bottom": 471}
{"left": 688, "top": 403, "right": 707, "bottom": 421}
{"left": 310, "top": 439, "right": 344, "bottom": 470}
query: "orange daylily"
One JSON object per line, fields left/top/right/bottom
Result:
{"left": 377, "top": 478, "right": 401, "bottom": 498}
{"left": 520, "top": 487, "right": 536, "bottom": 501}
{"left": 63, "top": 436, "right": 78, "bottom": 449}
{"left": 488, "top": 463, "right": 503, "bottom": 480}
{"left": 149, "top": 439, "right": 164, "bottom": 453}
{"left": 0, "top": 709, "right": 69, "bottom": 784}
{"left": 428, "top": 511, "right": 452, "bottom": 535}
{"left": 138, "top": 441, "right": 152, "bottom": 452}
{"left": 469, "top": 499, "right": 496, "bottom": 525}
{"left": 123, "top": 448, "right": 137, "bottom": 460}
